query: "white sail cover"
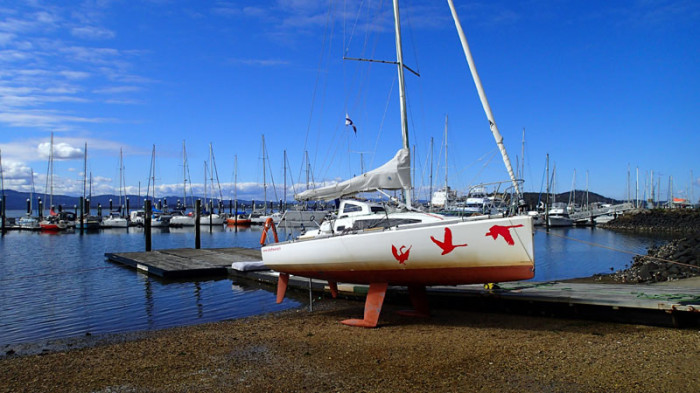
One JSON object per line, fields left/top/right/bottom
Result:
{"left": 295, "top": 148, "right": 411, "bottom": 201}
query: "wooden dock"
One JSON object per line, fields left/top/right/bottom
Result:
{"left": 106, "top": 246, "right": 699, "bottom": 327}
{"left": 233, "top": 270, "right": 700, "bottom": 327}
{"left": 105, "top": 247, "right": 261, "bottom": 278}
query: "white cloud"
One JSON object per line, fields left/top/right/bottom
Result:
{"left": 0, "top": 158, "right": 33, "bottom": 179}
{"left": 0, "top": 110, "right": 113, "bottom": 129}
{"left": 37, "top": 140, "right": 83, "bottom": 160}
{"left": 59, "top": 70, "right": 90, "bottom": 80}
{"left": 92, "top": 85, "right": 142, "bottom": 94}
{"left": 0, "top": 32, "right": 15, "bottom": 46}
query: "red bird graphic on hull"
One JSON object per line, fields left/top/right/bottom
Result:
{"left": 430, "top": 227, "right": 468, "bottom": 255}
{"left": 391, "top": 245, "right": 412, "bottom": 264}
{"left": 485, "top": 224, "right": 524, "bottom": 245}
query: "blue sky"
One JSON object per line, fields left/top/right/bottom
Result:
{"left": 0, "top": 0, "right": 698, "bottom": 204}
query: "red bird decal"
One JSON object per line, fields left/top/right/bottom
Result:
{"left": 485, "top": 224, "right": 524, "bottom": 245}
{"left": 430, "top": 227, "right": 468, "bottom": 255}
{"left": 392, "top": 245, "right": 412, "bottom": 264}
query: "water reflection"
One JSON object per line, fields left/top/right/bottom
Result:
{"left": 0, "top": 223, "right": 669, "bottom": 346}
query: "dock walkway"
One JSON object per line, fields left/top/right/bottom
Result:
{"left": 105, "top": 247, "right": 261, "bottom": 278}
{"left": 106, "top": 246, "right": 699, "bottom": 327}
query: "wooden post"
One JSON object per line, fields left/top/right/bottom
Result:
{"left": 145, "top": 199, "right": 152, "bottom": 252}
{"left": 195, "top": 199, "right": 201, "bottom": 249}
{"left": 126, "top": 197, "right": 130, "bottom": 216}
{"left": 38, "top": 198, "right": 43, "bottom": 220}
{"left": 79, "top": 196, "right": 84, "bottom": 234}
{"left": 209, "top": 200, "right": 213, "bottom": 232}
{"left": 0, "top": 197, "right": 5, "bottom": 235}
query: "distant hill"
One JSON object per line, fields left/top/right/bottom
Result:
{"left": 0, "top": 189, "right": 259, "bottom": 213}
{"left": 521, "top": 190, "right": 623, "bottom": 210}
{"left": 2, "top": 188, "right": 627, "bottom": 213}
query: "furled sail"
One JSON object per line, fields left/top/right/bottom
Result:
{"left": 295, "top": 148, "right": 411, "bottom": 201}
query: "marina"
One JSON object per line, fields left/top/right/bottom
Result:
{"left": 0, "top": 223, "right": 687, "bottom": 347}
{"left": 105, "top": 245, "right": 700, "bottom": 328}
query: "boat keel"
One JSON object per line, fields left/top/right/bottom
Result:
{"left": 276, "top": 273, "right": 289, "bottom": 303}
{"left": 328, "top": 281, "right": 338, "bottom": 298}
{"left": 396, "top": 285, "right": 430, "bottom": 318}
{"left": 341, "top": 282, "right": 388, "bottom": 328}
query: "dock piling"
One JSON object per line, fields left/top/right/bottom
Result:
{"left": 79, "top": 196, "right": 84, "bottom": 234}
{"left": 1, "top": 197, "right": 5, "bottom": 235}
{"left": 145, "top": 199, "right": 152, "bottom": 252}
{"left": 195, "top": 199, "right": 201, "bottom": 249}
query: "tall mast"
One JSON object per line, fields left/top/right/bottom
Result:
{"left": 429, "top": 137, "right": 434, "bottom": 210}
{"left": 234, "top": 155, "right": 238, "bottom": 202}
{"left": 83, "top": 143, "right": 87, "bottom": 202}
{"left": 392, "top": 0, "right": 412, "bottom": 208}
{"left": 283, "top": 149, "right": 287, "bottom": 204}
{"left": 119, "top": 148, "right": 123, "bottom": 208}
{"left": 182, "top": 141, "right": 187, "bottom": 208}
{"left": 521, "top": 128, "right": 525, "bottom": 182}
{"left": 444, "top": 114, "right": 448, "bottom": 194}
{"left": 545, "top": 153, "right": 549, "bottom": 228}
{"left": 203, "top": 160, "right": 208, "bottom": 209}
{"left": 447, "top": 0, "right": 521, "bottom": 196}
{"left": 49, "top": 133, "right": 54, "bottom": 208}
{"left": 262, "top": 134, "right": 267, "bottom": 214}
{"left": 0, "top": 149, "right": 4, "bottom": 207}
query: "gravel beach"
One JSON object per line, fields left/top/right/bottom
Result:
{"left": 2, "top": 298, "right": 698, "bottom": 393}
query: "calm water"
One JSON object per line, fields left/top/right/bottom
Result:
{"left": 0, "top": 211, "right": 668, "bottom": 346}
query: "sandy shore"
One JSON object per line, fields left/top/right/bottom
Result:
{"left": 2, "top": 297, "right": 699, "bottom": 393}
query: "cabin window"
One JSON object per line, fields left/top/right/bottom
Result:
{"left": 342, "top": 203, "right": 362, "bottom": 213}
{"left": 352, "top": 218, "right": 421, "bottom": 230}
{"left": 370, "top": 206, "right": 386, "bottom": 213}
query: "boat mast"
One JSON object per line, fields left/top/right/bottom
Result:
{"left": 444, "top": 115, "right": 448, "bottom": 196}
{"left": 48, "top": 133, "right": 54, "bottom": 209}
{"left": 392, "top": 0, "right": 412, "bottom": 208}
{"left": 545, "top": 153, "right": 549, "bottom": 228}
{"left": 447, "top": 0, "right": 521, "bottom": 196}
{"left": 182, "top": 141, "right": 187, "bottom": 209}
{"left": 429, "top": 137, "right": 434, "bottom": 210}
{"left": 83, "top": 143, "right": 87, "bottom": 204}
{"left": 262, "top": 135, "right": 267, "bottom": 215}
{"left": 234, "top": 155, "right": 238, "bottom": 202}
{"left": 119, "top": 148, "right": 124, "bottom": 208}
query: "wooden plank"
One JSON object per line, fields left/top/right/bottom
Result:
{"left": 105, "top": 247, "right": 261, "bottom": 278}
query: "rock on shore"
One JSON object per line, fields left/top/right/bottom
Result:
{"left": 607, "top": 233, "right": 700, "bottom": 283}
{"left": 601, "top": 208, "right": 700, "bottom": 234}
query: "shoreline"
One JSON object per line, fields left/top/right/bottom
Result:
{"left": 2, "top": 298, "right": 698, "bottom": 392}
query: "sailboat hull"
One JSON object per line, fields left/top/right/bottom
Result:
{"left": 262, "top": 215, "right": 534, "bottom": 285}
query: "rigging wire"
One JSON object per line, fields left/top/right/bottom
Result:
{"left": 300, "top": 0, "right": 334, "bottom": 192}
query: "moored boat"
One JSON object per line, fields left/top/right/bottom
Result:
{"left": 261, "top": 0, "right": 535, "bottom": 328}
{"left": 226, "top": 213, "right": 251, "bottom": 226}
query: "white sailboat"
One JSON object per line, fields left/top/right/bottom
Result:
{"left": 170, "top": 141, "right": 196, "bottom": 227}
{"left": 102, "top": 148, "right": 129, "bottom": 228}
{"left": 199, "top": 143, "right": 225, "bottom": 226}
{"left": 261, "top": 0, "right": 534, "bottom": 328}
